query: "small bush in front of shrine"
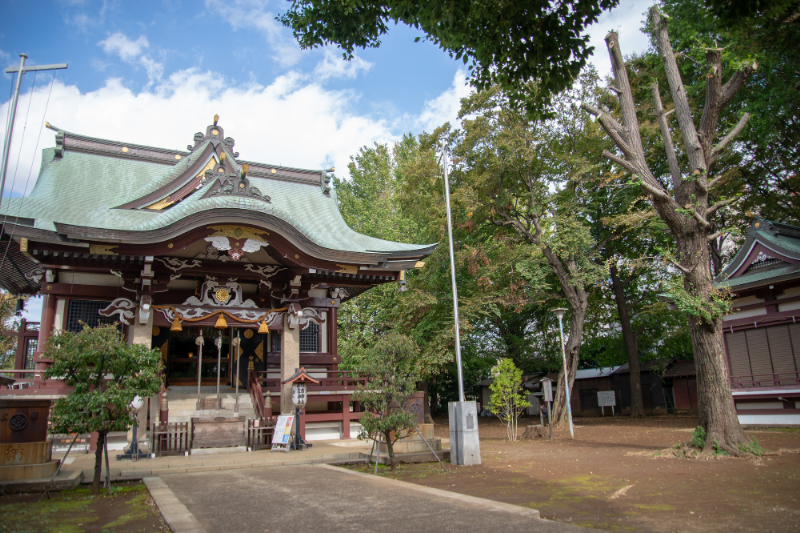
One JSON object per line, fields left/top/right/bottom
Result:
{"left": 45, "top": 323, "right": 162, "bottom": 495}
{"left": 354, "top": 331, "right": 421, "bottom": 471}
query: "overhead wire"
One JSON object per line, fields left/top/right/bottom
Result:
{"left": 0, "top": 70, "right": 56, "bottom": 289}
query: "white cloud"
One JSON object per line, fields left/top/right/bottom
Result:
{"left": 99, "top": 33, "right": 149, "bottom": 62}
{"left": 98, "top": 32, "right": 164, "bottom": 87}
{"left": 415, "top": 70, "right": 472, "bottom": 132}
{"left": 205, "top": 0, "right": 304, "bottom": 67}
{"left": 585, "top": 0, "right": 654, "bottom": 77}
{"left": 313, "top": 49, "right": 373, "bottom": 81}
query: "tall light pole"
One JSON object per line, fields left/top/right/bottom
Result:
{"left": 1, "top": 54, "right": 68, "bottom": 207}
{"left": 440, "top": 148, "right": 480, "bottom": 465}
{"left": 553, "top": 308, "right": 574, "bottom": 439}
{"left": 441, "top": 150, "right": 465, "bottom": 402}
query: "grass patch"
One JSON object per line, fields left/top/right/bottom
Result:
{"left": 739, "top": 438, "right": 767, "bottom": 456}
{"left": 634, "top": 503, "right": 675, "bottom": 512}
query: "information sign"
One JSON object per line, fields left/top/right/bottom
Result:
{"left": 597, "top": 391, "right": 616, "bottom": 416}
{"left": 270, "top": 415, "right": 294, "bottom": 452}
{"left": 542, "top": 380, "right": 553, "bottom": 402}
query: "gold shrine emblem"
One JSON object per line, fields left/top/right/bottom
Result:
{"left": 244, "top": 329, "right": 254, "bottom": 339}
{"left": 214, "top": 288, "right": 231, "bottom": 303}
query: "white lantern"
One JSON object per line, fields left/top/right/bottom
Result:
{"left": 131, "top": 396, "right": 144, "bottom": 410}
{"left": 291, "top": 382, "right": 307, "bottom": 408}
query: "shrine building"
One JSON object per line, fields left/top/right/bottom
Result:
{"left": 0, "top": 117, "right": 434, "bottom": 442}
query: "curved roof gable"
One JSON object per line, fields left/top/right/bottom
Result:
{"left": 716, "top": 219, "right": 800, "bottom": 291}
{"left": 0, "top": 119, "right": 436, "bottom": 261}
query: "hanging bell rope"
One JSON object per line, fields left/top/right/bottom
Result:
{"left": 170, "top": 316, "right": 182, "bottom": 332}
{"left": 258, "top": 319, "right": 269, "bottom": 334}
{"left": 214, "top": 312, "right": 228, "bottom": 330}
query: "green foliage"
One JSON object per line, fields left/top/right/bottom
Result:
{"left": 488, "top": 358, "right": 530, "bottom": 441}
{"left": 279, "top": 0, "right": 620, "bottom": 115}
{"left": 0, "top": 292, "right": 26, "bottom": 370}
{"left": 45, "top": 324, "right": 162, "bottom": 436}
{"left": 354, "top": 331, "right": 422, "bottom": 470}
{"left": 663, "top": 276, "right": 732, "bottom": 323}
{"left": 688, "top": 426, "right": 707, "bottom": 448}
{"left": 739, "top": 438, "right": 766, "bottom": 456}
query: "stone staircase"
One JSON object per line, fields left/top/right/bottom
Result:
{"left": 165, "top": 391, "right": 257, "bottom": 423}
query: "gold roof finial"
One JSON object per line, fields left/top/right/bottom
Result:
{"left": 241, "top": 163, "right": 250, "bottom": 178}
{"left": 213, "top": 114, "right": 219, "bottom": 126}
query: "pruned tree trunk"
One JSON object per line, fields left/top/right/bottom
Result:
{"left": 583, "top": 6, "right": 753, "bottom": 453}
{"left": 609, "top": 264, "right": 646, "bottom": 418}
{"left": 92, "top": 430, "right": 107, "bottom": 495}
{"left": 420, "top": 380, "right": 434, "bottom": 424}
{"left": 383, "top": 430, "right": 397, "bottom": 471}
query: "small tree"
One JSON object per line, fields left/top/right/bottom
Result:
{"left": 355, "top": 331, "right": 421, "bottom": 472}
{"left": 489, "top": 358, "right": 529, "bottom": 441}
{"left": 44, "top": 324, "right": 161, "bottom": 494}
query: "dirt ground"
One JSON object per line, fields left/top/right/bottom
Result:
{"left": 0, "top": 481, "right": 170, "bottom": 533}
{"left": 351, "top": 415, "right": 800, "bottom": 533}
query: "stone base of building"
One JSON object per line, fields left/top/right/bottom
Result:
{"left": 0, "top": 469, "right": 82, "bottom": 494}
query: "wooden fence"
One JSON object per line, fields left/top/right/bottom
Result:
{"left": 151, "top": 422, "right": 190, "bottom": 457}
{"left": 246, "top": 417, "right": 277, "bottom": 451}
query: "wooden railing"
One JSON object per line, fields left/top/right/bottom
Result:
{"left": 252, "top": 370, "right": 367, "bottom": 392}
{"left": 730, "top": 371, "right": 800, "bottom": 389}
{"left": 248, "top": 370, "right": 266, "bottom": 419}
{"left": 246, "top": 416, "right": 277, "bottom": 450}
{"left": 151, "top": 422, "right": 190, "bottom": 457}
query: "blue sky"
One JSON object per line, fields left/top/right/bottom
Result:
{"left": 1, "top": 0, "right": 653, "bottom": 321}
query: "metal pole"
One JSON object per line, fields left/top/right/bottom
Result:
{"left": 196, "top": 335, "right": 204, "bottom": 410}
{"left": 441, "top": 150, "right": 465, "bottom": 402}
{"left": 234, "top": 332, "right": 241, "bottom": 415}
{"left": 557, "top": 315, "right": 574, "bottom": 439}
{"left": 215, "top": 331, "right": 223, "bottom": 411}
{"left": 40, "top": 433, "right": 78, "bottom": 501}
{"left": 0, "top": 54, "right": 26, "bottom": 206}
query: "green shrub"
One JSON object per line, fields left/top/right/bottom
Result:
{"left": 688, "top": 426, "right": 706, "bottom": 448}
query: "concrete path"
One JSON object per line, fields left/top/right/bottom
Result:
{"left": 63, "top": 441, "right": 368, "bottom": 482}
{"left": 158, "top": 464, "right": 593, "bottom": 533}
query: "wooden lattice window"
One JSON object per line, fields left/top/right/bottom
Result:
{"left": 299, "top": 323, "right": 319, "bottom": 353}
{"left": 66, "top": 300, "right": 118, "bottom": 332}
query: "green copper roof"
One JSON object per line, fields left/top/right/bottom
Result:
{"left": 0, "top": 144, "right": 434, "bottom": 257}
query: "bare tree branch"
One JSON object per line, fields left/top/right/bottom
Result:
{"left": 684, "top": 204, "right": 712, "bottom": 229}
{"left": 706, "top": 196, "right": 739, "bottom": 217}
{"left": 708, "top": 113, "right": 751, "bottom": 166}
{"left": 651, "top": 82, "right": 683, "bottom": 191}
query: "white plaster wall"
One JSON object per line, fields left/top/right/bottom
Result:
{"left": 736, "top": 402, "right": 784, "bottom": 410}
{"left": 724, "top": 307, "right": 767, "bottom": 321}
{"left": 777, "top": 287, "right": 800, "bottom": 299}
{"left": 308, "top": 288, "right": 328, "bottom": 298}
{"left": 53, "top": 298, "right": 65, "bottom": 331}
{"left": 58, "top": 272, "right": 124, "bottom": 287}
{"left": 778, "top": 300, "right": 800, "bottom": 312}
{"left": 319, "top": 311, "right": 328, "bottom": 353}
{"left": 738, "top": 414, "right": 800, "bottom": 425}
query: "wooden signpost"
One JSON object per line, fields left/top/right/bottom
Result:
{"left": 542, "top": 378, "right": 553, "bottom": 440}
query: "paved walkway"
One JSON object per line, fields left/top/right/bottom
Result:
{"left": 62, "top": 441, "right": 370, "bottom": 481}
{"left": 156, "top": 464, "right": 592, "bottom": 533}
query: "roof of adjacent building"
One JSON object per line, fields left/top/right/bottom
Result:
{"left": 716, "top": 219, "right": 800, "bottom": 291}
{"left": 574, "top": 366, "right": 620, "bottom": 379}
{"left": 663, "top": 360, "right": 696, "bottom": 378}
{"left": 0, "top": 121, "right": 435, "bottom": 260}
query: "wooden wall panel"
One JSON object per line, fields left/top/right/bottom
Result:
{"left": 767, "top": 326, "right": 796, "bottom": 384}
{"left": 745, "top": 329, "right": 773, "bottom": 376}
{"left": 790, "top": 324, "right": 800, "bottom": 371}
{"left": 725, "top": 331, "right": 751, "bottom": 377}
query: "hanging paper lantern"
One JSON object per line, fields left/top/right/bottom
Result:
{"left": 258, "top": 318, "right": 269, "bottom": 334}
{"left": 214, "top": 312, "right": 228, "bottom": 329}
{"left": 170, "top": 316, "right": 182, "bottom": 332}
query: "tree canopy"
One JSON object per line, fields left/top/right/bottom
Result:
{"left": 279, "top": 0, "right": 619, "bottom": 113}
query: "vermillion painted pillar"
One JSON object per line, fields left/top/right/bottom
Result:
{"left": 280, "top": 313, "right": 300, "bottom": 415}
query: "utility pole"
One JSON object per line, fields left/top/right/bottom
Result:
{"left": 1, "top": 54, "right": 67, "bottom": 207}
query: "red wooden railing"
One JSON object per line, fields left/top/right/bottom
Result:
{"left": 730, "top": 371, "right": 800, "bottom": 389}
{"left": 252, "top": 369, "right": 367, "bottom": 392}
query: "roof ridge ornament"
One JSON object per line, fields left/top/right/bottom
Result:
{"left": 188, "top": 116, "right": 239, "bottom": 157}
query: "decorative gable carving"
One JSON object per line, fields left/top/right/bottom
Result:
{"left": 205, "top": 160, "right": 270, "bottom": 204}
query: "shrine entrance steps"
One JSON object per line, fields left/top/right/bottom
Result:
{"left": 165, "top": 392, "right": 256, "bottom": 424}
